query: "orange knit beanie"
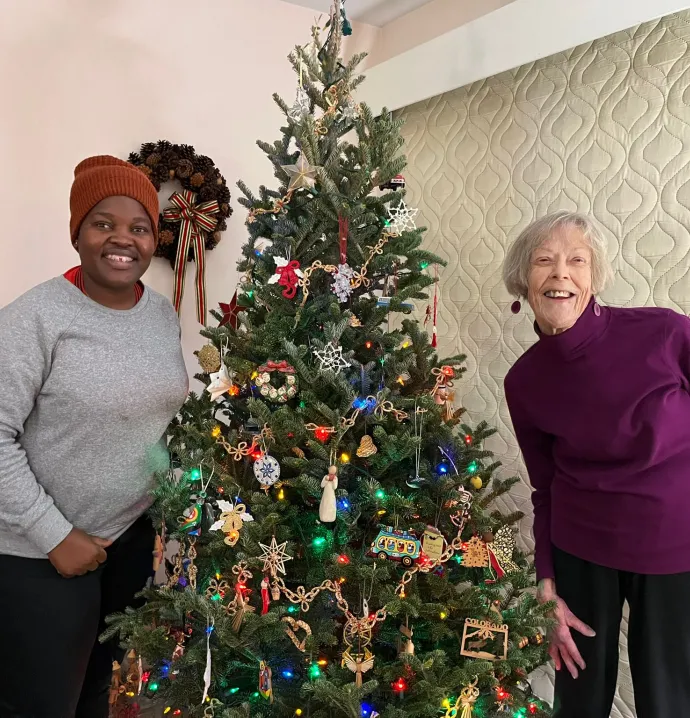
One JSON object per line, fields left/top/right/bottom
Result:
{"left": 69, "top": 155, "right": 159, "bottom": 247}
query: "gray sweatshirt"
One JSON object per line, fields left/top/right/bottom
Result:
{"left": 0, "top": 277, "right": 188, "bottom": 559}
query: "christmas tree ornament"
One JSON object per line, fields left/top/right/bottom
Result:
{"left": 378, "top": 174, "right": 406, "bottom": 192}
{"left": 207, "top": 362, "right": 235, "bottom": 402}
{"left": 288, "top": 85, "right": 310, "bottom": 122}
{"left": 281, "top": 152, "right": 320, "bottom": 191}
{"left": 209, "top": 500, "right": 254, "bottom": 546}
{"left": 314, "top": 342, "right": 351, "bottom": 372}
{"left": 178, "top": 502, "right": 203, "bottom": 535}
{"left": 461, "top": 536, "right": 490, "bottom": 568}
{"left": 253, "top": 454, "right": 281, "bottom": 491}
{"left": 431, "top": 264, "right": 439, "bottom": 348}
{"left": 197, "top": 344, "right": 221, "bottom": 374}
{"left": 319, "top": 465, "right": 338, "bottom": 523}
{"left": 460, "top": 618, "right": 509, "bottom": 661}
{"left": 342, "top": 612, "right": 376, "bottom": 687}
{"left": 398, "top": 622, "right": 415, "bottom": 656}
{"left": 518, "top": 636, "right": 529, "bottom": 649}
{"left": 268, "top": 256, "right": 304, "bottom": 299}
{"left": 422, "top": 526, "right": 445, "bottom": 563}
{"left": 254, "top": 360, "right": 299, "bottom": 403}
{"left": 259, "top": 661, "right": 274, "bottom": 703}
{"left": 386, "top": 200, "right": 419, "bottom": 235}
{"left": 219, "top": 292, "right": 241, "bottom": 329}
{"left": 201, "top": 619, "right": 213, "bottom": 703}
{"left": 356, "top": 434, "right": 377, "bottom": 458}
{"left": 261, "top": 576, "right": 271, "bottom": 615}
{"left": 407, "top": 405, "right": 427, "bottom": 488}
{"left": 259, "top": 536, "right": 293, "bottom": 577}
{"left": 226, "top": 563, "right": 256, "bottom": 631}
{"left": 282, "top": 616, "right": 312, "bottom": 651}
{"left": 348, "top": 314, "right": 362, "bottom": 327}
{"left": 341, "top": 96, "right": 360, "bottom": 121}
{"left": 332, "top": 263, "right": 354, "bottom": 302}
{"left": 445, "top": 678, "right": 480, "bottom": 718}
{"left": 485, "top": 526, "right": 520, "bottom": 582}
{"left": 368, "top": 526, "right": 421, "bottom": 568}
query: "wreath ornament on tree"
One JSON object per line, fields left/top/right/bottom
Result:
{"left": 128, "top": 141, "right": 232, "bottom": 324}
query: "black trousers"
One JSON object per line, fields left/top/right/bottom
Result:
{"left": 0, "top": 516, "right": 155, "bottom": 718}
{"left": 553, "top": 545, "right": 690, "bottom": 718}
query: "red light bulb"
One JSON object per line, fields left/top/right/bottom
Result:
{"left": 465, "top": 434, "right": 472, "bottom": 445}
{"left": 392, "top": 677, "right": 408, "bottom": 693}
{"left": 528, "top": 703, "right": 538, "bottom": 715}
{"left": 365, "top": 341, "right": 373, "bottom": 349}
{"left": 496, "top": 686, "right": 510, "bottom": 701}
{"left": 315, "top": 427, "right": 330, "bottom": 442}
{"left": 337, "top": 554, "right": 350, "bottom": 564}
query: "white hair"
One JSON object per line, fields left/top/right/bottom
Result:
{"left": 502, "top": 211, "right": 613, "bottom": 299}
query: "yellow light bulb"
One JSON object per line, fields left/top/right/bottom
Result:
{"left": 396, "top": 375, "right": 405, "bottom": 385}
{"left": 400, "top": 588, "right": 406, "bottom": 598}
{"left": 251, "top": 371, "right": 259, "bottom": 379}
{"left": 317, "top": 659, "right": 328, "bottom": 666}
{"left": 442, "top": 699, "right": 451, "bottom": 710}
{"left": 440, "top": 611, "right": 448, "bottom": 620}
{"left": 278, "top": 488, "right": 285, "bottom": 500}
{"left": 164, "top": 709, "right": 172, "bottom": 715}
{"left": 296, "top": 710, "right": 303, "bottom": 716}
{"left": 377, "top": 509, "right": 386, "bottom": 516}
{"left": 402, "top": 341, "right": 410, "bottom": 348}
{"left": 341, "top": 453, "right": 350, "bottom": 464}
{"left": 212, "top": 425, "right": 222, "bottom": 438}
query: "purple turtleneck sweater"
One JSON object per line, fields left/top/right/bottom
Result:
{"left": 504, "top": 298, "right": 690, "bottom": 581}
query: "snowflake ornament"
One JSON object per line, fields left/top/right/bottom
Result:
{"left": 332, "top": 263, "right": 354, "bottom": 303}
{"left": 386, "top": 200, "right": 419, "bottom": 235}
{"left": 314, "top": 342, "right": 351, "bottom": 373}
{"left": 288, "top": 86, "right": 310, "bottom": 122}
{"left": 341, "top": 98, "right": 360, "bottom": 122}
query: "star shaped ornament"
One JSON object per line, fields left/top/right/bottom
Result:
{"left": 387, "top": 200, "right": 419, "bottom": 235}
{"left": 207, "top": 363, "right": 235, "bottom": 401}
{"left": 258, "top": 536, "right": 292, "bottom": 577}
{"left": 219, "top": 292, "right": 242, "bottom": 330}
{"left": 314, "top": 342, "right": 351, "bottom": 373}
{"left": 281, "top": 152, "right": 320, "bottom": 191}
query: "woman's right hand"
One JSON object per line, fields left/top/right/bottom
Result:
{"left": 48, "top": 528, "right": 112, "bottom": 578}
{"left": 538, "top": 578, "right": 596, "bottom": 679}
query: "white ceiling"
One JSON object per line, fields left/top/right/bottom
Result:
{"left": 280, "top": 0, "right": 435, "bottom": 27}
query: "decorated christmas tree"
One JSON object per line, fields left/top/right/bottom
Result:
{"left": 107, "top": 4, "right": 551, "bottom": 717}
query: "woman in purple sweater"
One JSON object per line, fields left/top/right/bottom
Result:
{"left": 503, "top": 211, "right": 690, "bottom": 717}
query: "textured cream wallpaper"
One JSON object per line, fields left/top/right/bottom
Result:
{"left": 397, "top": 10, "right": 690, "bottom": 717}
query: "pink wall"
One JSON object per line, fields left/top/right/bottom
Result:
{"left": 0, "top": 0, "right": 333, "bottom": 377}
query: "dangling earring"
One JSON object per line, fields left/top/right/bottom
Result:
{"left": 511, "top": 300, "right": 521, "bottom": 315}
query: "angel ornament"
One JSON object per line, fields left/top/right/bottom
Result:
{"left": 319, "top": 465, "right": 338, "bottom": 523}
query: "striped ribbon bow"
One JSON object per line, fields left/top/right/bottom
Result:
{"left": 163, "top": 190, "right": 219, "bottom": 324}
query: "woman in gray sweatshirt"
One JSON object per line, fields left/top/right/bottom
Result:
{"left": 0, "top": 156, "right": 188, "bottom": 717}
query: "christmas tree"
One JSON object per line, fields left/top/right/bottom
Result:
{"left": 107, "top": 4, "right": 551, "bottom": 717}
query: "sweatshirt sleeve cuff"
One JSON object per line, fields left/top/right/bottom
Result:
{"left": 25, "top": 505, "right": 73, "bottom": 555}
{"left": 535, "top": 550, "right": 555, "bottom": 583}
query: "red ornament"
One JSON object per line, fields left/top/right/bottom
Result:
{"left": 314, "top": 427, "right": 330, "bottom": 442}
{"left": 392, "top": 677, "right": 408, "bottom": 693}
{"left": 271, "top": 259, "right": 303, "bottom": 299}
{"left": 219, "top": 292, "right": 241, "bottom": 329}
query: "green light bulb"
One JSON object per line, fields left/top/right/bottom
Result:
{"left": 190, "top": 469, "right": 201, "bottom": 481}
{"left": 375, "top": 489, "right": 385, "bottom": 500}
{"left": 313, "top": 536, "right": 326, "bottom": 547}
{"left": 229, "top": 687, "right": 240, "bottom": 694}
{"left": 420, "top": 261, "right": 429, "bottom": 269}
{"left": 149, "top": 682, "right": 159, "bottom": 692}
{"left": 309, "top": 663, "right": 322, "bottom": 679}
{"left": 468, "top": 461, "right": 478, "bottom": 474}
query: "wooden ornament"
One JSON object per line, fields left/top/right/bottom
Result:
{"left": 422, "top": 526, "right": 445, "bottom": 563}
{"left": 518, "top": 636, "right": 529, "bottom": 649}
{"left": 462, "top": 536, "right": 489, "bottom": 568}
{"left": 356, "top": 434, "right": 377, "bottom": 457}
{"left": 460, "top": 618, "right": 509, "bottom": 661}
{"left": 445, "top": 678, "right": 479, "bottom": 718}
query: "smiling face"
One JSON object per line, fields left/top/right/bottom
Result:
{"left": 527, "top": 224, "right": 593, "bottom": 335}
{"left": 76, "top": 196, "right": 155, "bottom": 292}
